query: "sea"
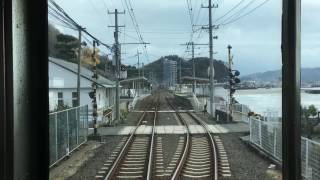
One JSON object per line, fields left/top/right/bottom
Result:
{"left": 215, "top": 87, "right": 320, "bottom": 117}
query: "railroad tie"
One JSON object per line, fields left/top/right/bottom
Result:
{"left": 214, "top": 136, "right": 232, "bottom": 177}
{"left": 155, "top": 137, "right": 169, "bottom": 177}
{"left": 95, "top": 137, "right": 127, "bottom": 179}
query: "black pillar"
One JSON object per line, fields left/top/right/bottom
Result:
{"left": 282, "top": 0, "right": 301, "bottom": 179}
{"left": 1, "top": 0, "right": 48, "bottom": 179}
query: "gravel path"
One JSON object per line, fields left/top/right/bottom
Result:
{"left": 67, "top": 136, "right": 126, "bottom": 180}
{"left": 219, "top": 133, "right": 282, "bottom": 180}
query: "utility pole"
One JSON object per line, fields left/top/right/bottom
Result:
{"left": 227, "top": 45, "right": 232, "bottom": 122}
{"left": 202, "top": 0, "right": 218, "bottom": 118}
{"left": 180, "top": 42, "right": 207, "bottom": 94}
{"left": 142, "top": 62, "right": 144, "bottom": 92}
{"left": 77, "top": 29, "right": 82, "bottom": 106}
{"left": 136, "top": 50, "right": 142, "bottom": 97}
{"left": 91, "top": 40, "right": 98, "bottom": 136}
{"left": 108, "top": 9, "right": 125, "bottom": 123}
{"left": 191, "top": 42, "right": 195, "bottom": 94}
{"left": 179, "top": 58, "right": 182, "bottom": 84}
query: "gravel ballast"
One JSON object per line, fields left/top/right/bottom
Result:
{"left": 219, "top": 133, "right": 282, "bottom": 180}
{"left": 67, "top": 136, "right": 126, "bottom": 180}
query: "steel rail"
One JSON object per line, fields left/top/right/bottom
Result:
{"left": 166, "top": 97, "right": 191, "bottom": 180}
{"left": 146, "top": 94, "right": 159, "bottom": 179}
{"left": 188, "top": 112, "right": 219, "bottom": 180}
{"left": 104, "top": 97, "right": 155, "bottom": 179}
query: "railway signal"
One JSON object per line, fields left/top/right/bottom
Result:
{"left": 227, "top": 45, "right": 240, "bottom": 122}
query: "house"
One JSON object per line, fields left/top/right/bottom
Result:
{"left": 49, "top": 57, "right": 116, "bottom": 122}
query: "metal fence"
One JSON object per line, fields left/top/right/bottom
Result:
{"left": 249, "top": 117, "right": 282, "bottom": 161}
{"left": 232, "top": 104, "right": 251, "bottom": 122}
{"left": 249, "top": 117, "right": 320, "bottom": 180}
{"left": 49, "top": 105, "right": 88, "bottom": 167}
{"left": 301, "top": 137, "right": 320, "bottom": 179}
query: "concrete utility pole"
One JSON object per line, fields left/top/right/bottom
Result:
{"left": 202, "top": 0, "right": 218, "bottom": 118}
{"left": 108, "top": 9, "right": 125, "bottom": 123}
{"left": 136, "top": 50, "right": 142, "bottom": 97}
{"left": 181, "top": 42, "right": 207, "bottom": 93}
{"left": 191, "top": 42, "right": 195, "bottom": 93}
{"left": 179, "top": 58, "right": 182, "bottom": 84}
{"left": 227, "top": 45, "right": 233, "bottom": 122}
{"left": 77, "top": 29, "right": 82, "bottom": 106}
{"left": 142, "top": 62, "right": 144, "bottom": 92}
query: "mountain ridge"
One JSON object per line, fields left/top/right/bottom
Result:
{"left": 241, "top": 67, "right": 320, "bottom": 82}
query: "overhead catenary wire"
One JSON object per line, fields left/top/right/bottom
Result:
{"left": 216, "top": 0, "right": 257, "bottom": 25}
{"left": 218, "top": 0, "right": 271, "bottom": 26}
{"left": 122, "top": 0, "right": 150, "bottom": 62}
{"left": 48, "top": 0, "right": 112, "bottom": 51}
{"left": 214, "top": 0, "right": 246, "bottom": 22}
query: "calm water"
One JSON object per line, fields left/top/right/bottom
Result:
{"left": 215, "top": 87, "right": 320, "bottom": 116}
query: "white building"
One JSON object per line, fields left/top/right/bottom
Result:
{"left": 49, "top": 57, "right": 116, "bottom": 116}
{"left": 163, "top": 58, "right": 177, "bottom": 87}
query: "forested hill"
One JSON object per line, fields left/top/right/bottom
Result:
{"left": 144, "top": 55, "right": 229, "bottom": 83}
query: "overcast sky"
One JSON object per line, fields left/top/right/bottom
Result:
{"left": 52, "top": 0, "right": 320, "bottom": 75}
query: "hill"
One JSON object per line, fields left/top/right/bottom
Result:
{"left": 143, "top": 55, "right": 229, "bottom": 83}
{"left": 241, "top": 67, "right": 320, "bottom": 83}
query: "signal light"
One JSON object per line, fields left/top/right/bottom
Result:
{"left": 88, "top": 91, "right": 95, "bottom": 99}
{"left": 234, "top": 70, "right": 240, "bottom": 76}
{"left": 234, "top": 77, "right": 241, "bottom": 84}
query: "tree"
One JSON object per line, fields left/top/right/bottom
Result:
{"left": 302, "top": 105, "right": 319, "bottom": 139}
{"left": 81, "top": 47, "right": 101, "bottom": 65}
{"left": 48, "top": 23, "right": 60, "bottom": 57}
{"left": 55, "top": 33, "right": 79, "bottom": 62}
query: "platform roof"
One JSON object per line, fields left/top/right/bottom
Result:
{"left": 180, "top": 76, "right": 210, "bottom": 84}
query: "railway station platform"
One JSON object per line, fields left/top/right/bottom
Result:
{"left": 92, "top": 122, "right": 249, "bottom": 136}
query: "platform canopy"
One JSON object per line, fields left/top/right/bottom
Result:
{"left": 120, "top": 76, "right": 151, "bottom": 88}
{"left": 180, "top": 76, "right": 210, "bottom": 84}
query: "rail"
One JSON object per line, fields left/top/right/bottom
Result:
{"left": 167, "top": 96, "right": 218, "bottom": 180}
{"left": 166, "top": 97, "right": 191, "bottom": 180}
{"left": 104, "top": 111, "right": 146, "bottom": 179}
{"left": 147, "top": 95, "right": 159, "bottom": 179}
{"left": 188, "top": 112, "right": 219, "bottom": 180}
{"left": 104, "top": 93, "right": 158, "bottom": 179}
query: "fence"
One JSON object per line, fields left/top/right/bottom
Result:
{"left": 49, "top": 105, "right": 88, "bottom": 167}
{"left": 249, "top": 118, "right": 282, "bottom": 161}
{"left": 232, "top": 104, "right": 251, "bottom": 122}
{"left": 301, "top": 137, "right": 320, "bottom": 179}
{"left": 249, "top": 117, "right": 320, "bottom": 180}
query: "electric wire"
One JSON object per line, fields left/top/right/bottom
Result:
{"left": 219, "top": 0, "right": 271, "bottom": 26}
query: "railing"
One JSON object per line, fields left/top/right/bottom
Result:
{"left": 249, "top": 117, "right": 282, "bottom": 161}
{"left": 301, "top": 137, "right": 320, "bottom": 179}
{"left": 192, "top": 93, "right": 201, "bottom": 111}
{"left": 49, "top": 105, "right": 88, "bottom": 167}
{"left": 249, "top": 117, "right": 320, "bottom": 180}
{"left": 232, "top": 104, "right": 251, "bottom": 122}
{"left": 131, "top": 94, "right": 139, "bottom": 110}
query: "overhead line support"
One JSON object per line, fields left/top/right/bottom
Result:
{"left": 108, "top": 9, "right": 125, "bottom": 124}
{"left": 201, "top": 0, "right": 218, "bottom": 119}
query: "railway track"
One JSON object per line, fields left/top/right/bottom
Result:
{"left": 97, "top": 91, "right": 220, "bottom": 179}
{"left": 166, "top": 97, "right": 219, "bottom": 180}
{"left": 99, "top": 93, "right": 159, "bottom": 180}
